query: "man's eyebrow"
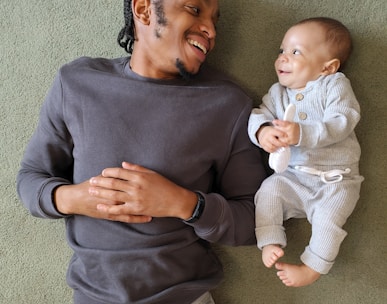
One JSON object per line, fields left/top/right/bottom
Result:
{"left": 202, "top": 0, "right": 220, "bottom": 19}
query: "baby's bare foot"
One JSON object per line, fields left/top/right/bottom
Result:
{"left": 262, "top": 245, "right": 284, "bottom": 268}
{"left": 275, "top": 262, "right": 321, "bottom": 287}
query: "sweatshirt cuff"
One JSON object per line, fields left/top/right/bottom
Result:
{"left": 184, "top": 193, "right": 224, "bottom": 240}
{"left": 39, "top": 178, "right": 72, "bottom": 219}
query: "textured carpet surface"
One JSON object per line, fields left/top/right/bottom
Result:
{"left": 1, "top": 0, "right": 386, "bottom": 303}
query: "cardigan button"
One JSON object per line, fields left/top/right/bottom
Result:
{"left": 298, "top": 112, "right": 307, "bottom": 120}
{"left": 295, "top": 93, "right": 304, "bottom": 101}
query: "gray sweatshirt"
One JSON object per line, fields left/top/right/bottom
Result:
{"left": 17, "top": 57, "right": 266, "bottom": 304}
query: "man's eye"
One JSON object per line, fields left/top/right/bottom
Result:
{"left": 186, "top": 5, "right": 200, "bottom": 15}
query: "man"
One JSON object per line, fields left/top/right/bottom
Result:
{"left": 17, "top": 0, "right": 266, "bottom": 303}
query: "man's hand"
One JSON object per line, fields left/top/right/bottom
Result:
{"left": 54, "top": 162, "right": 198, "bottom": 223}
{"left": 88, "top": 162, "right": 197, "bottom": 222}
{"left": 54, "top": 176, "right": 152, "bottom": 223}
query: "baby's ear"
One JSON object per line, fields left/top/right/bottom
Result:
{"left": 322, "top": 59, "right": 341, "bottom": 75}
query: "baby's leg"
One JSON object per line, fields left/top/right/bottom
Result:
{"left": 303, "top": 179, "right": 361, "bottom": 274}
{"left": 262, "top": 245, "right": 284, "bottom": 268}
{"left": 255, "top": 175, "right": 293, "bottom": 264}
{"left": 275, "top": 262, "right": 320, "bottom": 287}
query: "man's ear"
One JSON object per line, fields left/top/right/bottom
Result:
{"left": 132, "top": 0, "right": 151, "bottom": 25}
{"left": 322, "top": 58, "right": 341, "bottom": 75}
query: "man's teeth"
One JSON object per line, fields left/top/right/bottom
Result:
{"left": 188, "top": 39, "right": 207, "bottom": 54}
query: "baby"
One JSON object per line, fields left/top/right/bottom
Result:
{"left": 248, "top": 17, "right": 364, "bottom": 287}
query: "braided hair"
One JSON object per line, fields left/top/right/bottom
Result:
{"left": 117, "top": 0, "right": 135, "bottom": 54}
{"left": 117, "top": 0, "right": 165, "bottom": 54}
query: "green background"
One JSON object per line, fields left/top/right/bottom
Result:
{"left": 1, "top": 1, "right": 386, "bottom": 303}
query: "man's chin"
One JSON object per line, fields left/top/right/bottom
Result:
{"left": 175, "top": 59, "right": 198, "bottom": 80}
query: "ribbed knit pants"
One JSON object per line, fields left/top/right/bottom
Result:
{"left": 255, "top": 167, "right": 363, "bottom": 274}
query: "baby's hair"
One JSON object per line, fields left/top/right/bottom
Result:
{"left": 295, "top": 17, "right": 353, "bottom": 70}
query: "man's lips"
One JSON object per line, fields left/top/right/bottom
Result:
{"left": 188, "top": 38, "right": 208, "bottom": 55}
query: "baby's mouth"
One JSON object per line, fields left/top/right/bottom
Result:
{"left": 278, "top": 69, "right": 290, "bottom": 75}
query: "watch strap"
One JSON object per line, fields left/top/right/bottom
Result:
{"left": 184, "top": 192, "right": 205, "bottom": 223}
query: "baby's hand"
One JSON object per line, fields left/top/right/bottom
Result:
{"left": 258, "top": 125, "right": 288, "bottom": 153}
{"left": 272, "top": 120, "right": 300, "bottom": 146}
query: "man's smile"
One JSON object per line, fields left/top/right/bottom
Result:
{"left": 188, "top": 38, "right": 208, "bottom": 55}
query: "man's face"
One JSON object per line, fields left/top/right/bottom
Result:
{"left": 133, "top": 0, "right": 219, "bottom": 79}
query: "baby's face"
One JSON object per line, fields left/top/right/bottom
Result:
{"left": 275, "top": 22, "right": 333, "bottom": 90}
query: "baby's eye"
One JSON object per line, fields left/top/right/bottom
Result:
{"left": 292, "top": 49, "right": 301, "bottom": 55}
{"left": 278, "top": 48, "right": 284, "bottom": 54}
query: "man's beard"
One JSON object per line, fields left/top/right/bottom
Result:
{"left": 175, "top": 59, "right": 195, "bottom": 81}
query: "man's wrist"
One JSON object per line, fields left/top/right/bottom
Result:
{"left": 184, "top": 192, "right": 205, "bottom": 223}
{"left": 53, "top": 185, "right": 72, "bottom": 215}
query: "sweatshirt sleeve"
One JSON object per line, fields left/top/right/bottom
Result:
{"left": 187, "top": 100, "right": 267, "bottom": 246}
{"left": 17, "top": 70, "right": 74, "bottom": 219}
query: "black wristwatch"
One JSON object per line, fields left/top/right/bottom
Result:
{"left": 184, "top": 192, "right": 205, "bottom": 223}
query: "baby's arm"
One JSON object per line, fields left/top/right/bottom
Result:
{"left": 294, "top": 75, "right": 360, "bottom": 149}
{"left": 248, "top": 87, "right": 291, "bottom": 152}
